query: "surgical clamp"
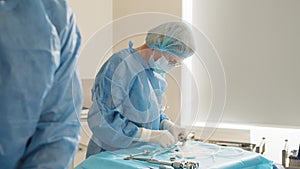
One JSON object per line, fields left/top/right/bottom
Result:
{"left": 124, "top": 157, "right": 199, "bottom": 169}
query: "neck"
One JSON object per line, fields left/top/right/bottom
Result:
{"left": 135, "top": 44, "right": 153, "bottom": 61}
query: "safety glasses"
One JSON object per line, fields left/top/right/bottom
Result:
{"left": 167, "top": 58, "right": 181, "bottom": 67}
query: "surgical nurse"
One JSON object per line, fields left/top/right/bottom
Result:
{"left": 0, "top": 1, "right": 82, "bottom": 169}
{"left": 86, "top": 21, "right": 195, "bottom": 158}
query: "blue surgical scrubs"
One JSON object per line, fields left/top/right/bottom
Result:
{"left": 86, "top": 42, "right": 169, "bottom": 158}
{"left": 0, "top": 0, "right": 82, "bottom": 168}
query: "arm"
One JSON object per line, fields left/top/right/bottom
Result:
{"left": 89, "top": 62, "right": 177, "bottom": 149}
{"left": 19, "top": 4, "right": 83, "bottom": 169}
{"left": 88, "top": 64, "right": 140, "bottom": 149}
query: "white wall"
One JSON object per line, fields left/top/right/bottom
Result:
{"left": 186, "top": 1, "right": 300, "bottom": 163}
{"left": 112, "top": 0, "right": 182, "bottom": 51}
{"left": 68, "top": 0, "right": 113, "bottom": 107}
{"left": 191, "top": 0, "right": 300, "bottom": 127}
{"left": 68, "top": 0, "right": 113, "bottom": 79}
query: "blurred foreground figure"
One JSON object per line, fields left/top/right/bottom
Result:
{"left": 0, "top": 0, "right": 83, "bottom": 168}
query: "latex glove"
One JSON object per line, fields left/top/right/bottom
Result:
{"left": 135, "top": 128, "right": 176, "bottom": 148}
{"left": 160, "top": 120, "right": 186, "bottom": 142}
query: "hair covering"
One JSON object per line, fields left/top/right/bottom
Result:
{"left": 146, "top": 21, "right": 195, "bottom": 58}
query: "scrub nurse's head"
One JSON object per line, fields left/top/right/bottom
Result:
{"left": 145, "top": 21, "right": 195, "bottom": 73}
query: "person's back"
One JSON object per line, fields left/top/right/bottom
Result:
{"left": 0, "top": 0, "right": 82, "bottom": 168}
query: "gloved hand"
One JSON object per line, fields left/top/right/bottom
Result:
{"left": 134, "top": 128, "right": 176, "bottom": 148}
{"left": 160, "top": 120, "right": 186, "bottom": 142}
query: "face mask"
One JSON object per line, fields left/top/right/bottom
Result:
{"left": 148, "top": 54, "right": 174, "bottom": 74}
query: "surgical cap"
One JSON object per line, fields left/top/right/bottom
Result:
{"left": 146, "top": 21, "right": 195, "bottom": 58}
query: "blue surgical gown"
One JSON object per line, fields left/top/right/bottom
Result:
{"left": 0, "top": 1, "right": 82, "bottom": 169}
{"left": 87, "top": 42, "right": 169, "bottom": 156}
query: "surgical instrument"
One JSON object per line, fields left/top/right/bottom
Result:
{"left": 179, "top": 132, "right": 196, "bottom": 146}
{"left": 178, "top": 133, "right": 187, "bottom": 146}
{"left": 124, "top": 150, "right": 150, "bottom": 160}
{"left": 124, "top": 157, "right": 199, "bottom": 169}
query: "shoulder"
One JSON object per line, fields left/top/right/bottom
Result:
{"left": 96, "top": 49, "right": 132, "bottom": 76}
{"left": 40, "top": 0, "right": 74, "bottom": 33}
{"left": 107, "top": 49, "right": 132, "bottom": 67}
